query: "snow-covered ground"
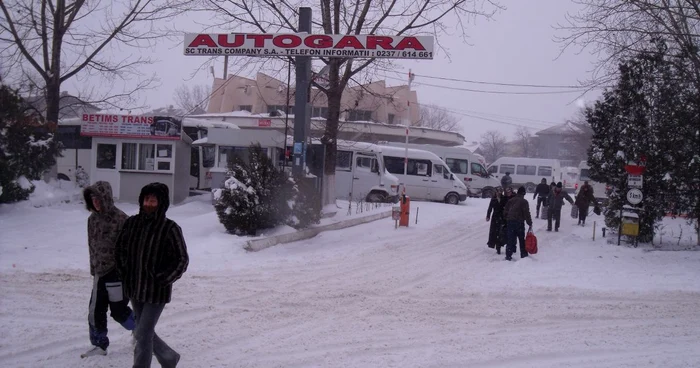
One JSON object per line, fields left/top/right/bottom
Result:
{"left": 1, "top": 183, "right": 700, "bottom": 367}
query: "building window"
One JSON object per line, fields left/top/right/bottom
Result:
{"left": 96, "top": 144, "right": 117, "bottom": 169}
{"left": 311, "top": 106, "right": 328, "bottom": 118}
{"left": 348, "top": 109, "right": 372, "bottom": 122}
{"left": 516, "top": 165, "right": 537, "bottom": 175}
{"left": 336, "top": 150, "right": 352, "bottom": 171}
{"left": 202, "top": 146, "right": 215, "bottom": 168}
{"left": 445, "top": 158, "right": 468, "bottom": 174}
{"left": 388, "top": 114, "right": 395, "bottom": 125}
{"left": 238, "top": 105, "right": 252, "bottom": 112}
{"left": 121, "top": 142, "right": 173, "bottom": 172}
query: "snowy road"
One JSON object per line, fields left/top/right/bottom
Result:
{"left": 1, "top": 197, "right": 700, "bottom": 367}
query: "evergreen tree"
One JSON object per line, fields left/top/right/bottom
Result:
{"left": 0, "top": 85, "right": 60, "bottom": 203}
{"left": 586, "top": 40, "right": 699, "bottom": 242}
{"left": 287, "top": 175, "right": 322, "bottom": 229}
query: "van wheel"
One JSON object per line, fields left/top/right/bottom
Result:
{"left": 445, "top": 193, "right": 460, "bottom": 205}
{"left": 481, "top": 188, "right": 494, "bottom": 199}
{"left": 525, "top": 182, "right": 536, "bottom": 193}
{"left": 366, "top": 192, "right": 387, "bottom": 203}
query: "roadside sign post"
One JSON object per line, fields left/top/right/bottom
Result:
{"left": 618, "top": 159, "right": 646, "bottom": 246}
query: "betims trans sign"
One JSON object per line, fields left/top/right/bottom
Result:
{"left": 183, "top": 33, "right": 434, "bottom": 59}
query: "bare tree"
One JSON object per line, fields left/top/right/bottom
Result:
{"left": 417, "top": 104, "right": 460, "bottom": 132}
{"left": 0, "top": 0, "right": 193, "bottom": 124}
{"left": 514, "top": 126, "right": 534, "bottom": 157}
{"left": 480, "top": 130, "right": 507, "bottom": 164}
{"left": 556, "top": 0, "right": 700, "bottom": 89}
{"left": 200, "top": 0, "right": 502, "bottom": 205}
{"left": 174, "top": 84, "right": 211, "bottom": 114}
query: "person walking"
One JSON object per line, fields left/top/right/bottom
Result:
{"left": 575, "top": 181, "right": 599, "bottom": 226}
{"left": 116, "top": 183, "right": 189, "bottom": 368}
{"left": 81, "top": 181, "right": 136, "bottom": 358}
{"left": 533, "top": 178, "right": 550, "bottom": 218}
{"left": 547, "top": 182, "right": 574, "bottom": 232}
{"left": 500, "top": 171, "right": 513, "bottom": 189}
{"left": 503, "top": 186, "right": 533, "bottom": 261}
{"left": 486, "top": 187, "right": 506, "bottom": 254}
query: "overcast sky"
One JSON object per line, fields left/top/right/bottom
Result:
{"left": 62, "top": 0, "right": 602, "bottom": 143}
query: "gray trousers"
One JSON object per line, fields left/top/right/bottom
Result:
{"left": 131, "top": 301, "right": 180, "bottom": 368}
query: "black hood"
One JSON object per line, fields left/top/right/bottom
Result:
{"left": 138, "top": 182, "right": 170, "bottom": 218}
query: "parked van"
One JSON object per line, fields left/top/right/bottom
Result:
{"left": 382, "top": 142, "right": 499, "bottom": 198}
{"left": 487, "top": 157, "right": 562, "bottom": 193}
{"left": 378, "top": 145, "right": 468, "bottom": 204}
{"left": 334, "top": 141, "right": 401, "bottom": 203}
{"left": 576, "top": 161, "right": 609, "bottom": 202}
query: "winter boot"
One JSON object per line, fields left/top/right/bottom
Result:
{"left": 81, "top": 346, "right": 107, "bottom": 358}
{"left": 496, "top": 245, "right": 501, "bottom": 255}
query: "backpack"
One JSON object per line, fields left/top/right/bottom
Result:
{"left": 525, "top": 231, "right": 538, "bottom": 254}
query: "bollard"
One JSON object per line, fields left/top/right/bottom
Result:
{"left": 602, "top": 227, "right": 607, "bottom": 237}
{"left": 415, "top": 207, "right": 419, "bottom": 225}
{"left": 399, "top": 194, "right": 410, "bottom": 227}
{"left": 593, "top": 221, "right": 596, "bottom": 241}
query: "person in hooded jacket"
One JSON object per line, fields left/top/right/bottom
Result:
{"left": 500, "top": 172, "right": 513, "bottom": 189}
{"left": 486, "top": 187, "right": 505, "bottom": 254}
{"left": 116, "top": 183, "right": 189, "bottom": 368}
{"left": 81, "top": 181, "right": 136, "bottom": 358}
{"left": 533, "top": 178, "right": 550, "bottom": 218}
{"left": 503, "top": 186, "right": 533, "bottom": 261}
{"left": 575, "top": 181, "right": 599, "bottom": 226}
{"left": 547, "top": 182, "right": 574, "bottom": 232}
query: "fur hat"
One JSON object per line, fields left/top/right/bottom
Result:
{"left": 556, "top": 182, "right": 563, "bottom": 188}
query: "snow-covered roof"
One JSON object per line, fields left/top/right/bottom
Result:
{"left": 535, "top": 122, "right": 582, "bottom": 136}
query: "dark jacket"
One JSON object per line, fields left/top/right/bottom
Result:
{"left": 487, "top": 195, "right": 505, "bottom": 220}
{"left": 504, "top": 194, "right": 533, "bottom": 227}
{"left": 575, "top": 185, "right": 598, "bottom": 210}
{"left": 548, "top": 190, "right": 574, "bottom": 211}
{"left": 533, "top": 183, "right": 550, "bottom": 199}
{"left": 501, "top": 174, "right": 513, "bottom": 188}
{"left": 83, "top": 181, "right": 128, "bottom": 277}
{"left": 116, "top": 183, "right": 189, "bottom": 304}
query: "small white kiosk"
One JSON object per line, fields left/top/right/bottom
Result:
{"left": 80, "top": 113, "right": 192, "bottom": 204}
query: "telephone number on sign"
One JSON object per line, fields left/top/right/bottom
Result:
{"left": 374, "top": 50, "right": 433, "bottom": 58}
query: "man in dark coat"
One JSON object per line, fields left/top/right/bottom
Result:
{"left": 116, "top": 183, "right": 189, "bottom": 368}
{"left": 547, "top": 182, "right": 574, "bottom": 232}
{"left": 82, "top": 181, "right": 135, "bottom": 358}
{"left": 486, "top": 187, "right": 505, "bottom": 254}
{"left": 533, "top": 178, "right": 550, "bottom": 218}
{"left": 500, "top": 172, "right": 513, "bottom": 189}
{"left": 575, "top": 182, "right": 599, "bottom": 226}
{"left": 503, "top": 186, "right": 533, "bottom": 261}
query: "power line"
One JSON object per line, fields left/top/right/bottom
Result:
{"left": 410, "top": 72, "right": 587, "bottom": 89}
{"left": 384, "top": 75, "right": 584, "bottom": 95}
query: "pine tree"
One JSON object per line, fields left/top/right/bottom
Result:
{"left": 586, "top": 40, "right": 699, "bottom": 243}
{"left": 0, "top": 85, "right": 60, "bottom": 203}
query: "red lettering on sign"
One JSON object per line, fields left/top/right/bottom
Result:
{"left": 218, "top": 34, "right": 244, "bottom": 47}
{"left": 366, "top": 36, "right": 394, "bottom": 50}
{"left": 247, "top": 34, "right": 273, "bottom": 47}
{"left": 335, "top": 36, "right": 365, "bottom": 49}
{"left": 272, "top": 35, "right": 302, "bottom": 48}
{"left": 305, "top": 35, "right": 333, "bottom": 48}
{"left": 394, "top": 37, "right": 425, "bottom": 51}
{"left": 187, "top": 34, "right": 217, "bottom": 48}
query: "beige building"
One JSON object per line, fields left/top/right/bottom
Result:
{"left": 207, "top": 72, "right": 420, "bottom": 125}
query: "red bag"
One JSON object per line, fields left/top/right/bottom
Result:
{"left": 525, "top": 231, "right": 538, "bottom": 254}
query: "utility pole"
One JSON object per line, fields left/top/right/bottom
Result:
{"left": 292, "top": 7, "right": 312, "bottom": 177}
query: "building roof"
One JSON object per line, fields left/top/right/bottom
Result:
{"left": 23, "top": 92, "right": 100, "bottom": 120}
{"left": 535, "top": 122, "right": 583, "bottom": 136}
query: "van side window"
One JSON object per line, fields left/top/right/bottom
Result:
{"left": 435, "top": 164, "right": 451, "bottom": 179}
{"left": 500, "top": 164, "right": 515, "bottom": 174}
{"left": 445, "top": 158, "right": 468, "bottom": 174}
{"left": 383, "top": 156, "right": 431, "bottom": 176}
{"left": 336, "top": 150, "right": 352, "bottom": 171}
{"left": 356, "top": 156, "right": 378, "bottom": 173}
{"left": 537, "top": 166, "right": 552, "bottom": 176}
{"left": 471, "top": 163, "right": 487, "bottom": 177}
{"left": 488, "top": 165, "right": 498, "bottom": 174}
{"left": 413, "top": 160, "right": 430, "bottom": 176}
{"left": 516, "top": 165, "right": 536, "bottom": 175}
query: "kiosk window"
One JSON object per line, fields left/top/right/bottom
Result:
{"left": 96, "top": 144, "right": 116, "bottom": 169}
{"left": 121, "top": 142, "right": 173, "bottom": 172}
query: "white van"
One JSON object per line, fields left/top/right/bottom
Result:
{"left": 576, "top": 161, "right": 609, "bottom": 202}
{"left": 487, "top": 157, "right": 562, "bottom": 193}
{"left": 378, "top": 145, "right": 468, "bottom": 204}
{"left": 334, "top": 141, "right": 400, "bottom": 203}
{"left": 383, "top": 142, "right": 499, "bottom": 198}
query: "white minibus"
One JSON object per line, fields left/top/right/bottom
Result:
{"left": 487, "top": 157, "right": 562, "bottom": 193}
